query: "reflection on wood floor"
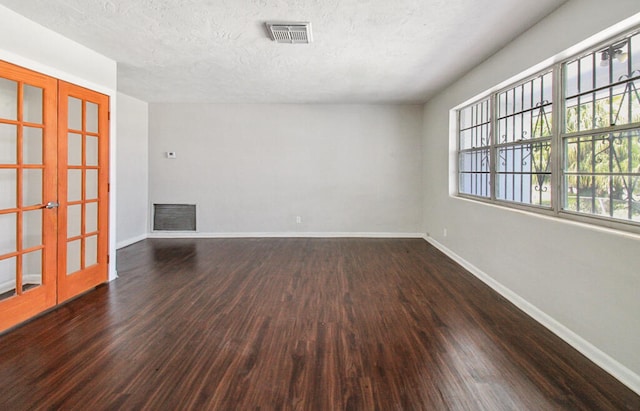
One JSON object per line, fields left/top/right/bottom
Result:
{"left": 0, "top": 238, "right": 638, "bottom": 410}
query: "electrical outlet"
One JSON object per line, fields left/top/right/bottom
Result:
{"left": 443, "top": 228, "right": 447, "bottom": 237}
{"left": 296, "top": 216, "right": 302, "bottom": 224}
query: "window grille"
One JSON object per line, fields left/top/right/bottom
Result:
{"left": 496, "top": 71, "right": 553, "bottom": 206}
{"left": 456, "top": 27, "right": 640, "bottom": 230}
{"left": 458, "top": 99, "right": 491, "bottom": 197}
{"left": 561, "top": 32, "right": 640, "bottom": 222}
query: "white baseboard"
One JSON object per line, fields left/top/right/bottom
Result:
{"left": 423, "top": 235, "right": 640, "bottom": 396}
{"left": 147, "top": 231, "right": 425, "bottom": 239}
{"left": 116, "top": 234, "right": 148, "bottom": 249}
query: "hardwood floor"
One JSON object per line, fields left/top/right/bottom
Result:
{"left": 0, "top": 238, "right": 638, "bottom": 410}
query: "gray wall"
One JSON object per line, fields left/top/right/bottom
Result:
{"left": 423, "top": 0, "right": 640, "bottom": 388}
{"left": 149, "top": 104, "right": 423, "bottom": 235}
{"left": 116, "top": 92, "right": 149, "bottom": 247}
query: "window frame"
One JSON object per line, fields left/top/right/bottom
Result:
{"left": 457, "top": 97, "right": 491, "bottom": 199}
{"left": 455, "top": 25, "right": 640, "bottom": 234}
{"left": 493, "top": 69, "right": 555, "bottom": 208}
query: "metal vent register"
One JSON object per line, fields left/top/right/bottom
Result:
{"left": 153, "top": 204, "right": 196, "bottom": 231}
{"left": 266, "top": 22, "right": 312, "bottom": 44}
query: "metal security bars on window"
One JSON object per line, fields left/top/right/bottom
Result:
{"left": 457, "top": 72, "right": 553, "bottom": 207}
{"left": 496, "top": 71, "right": 553, "bottom": 206}
{"left": 456, "top": 27, "right": 640, "bottom": 230}
{"left": 563, "top": 131, "right": 640, "bottom": 220}
{"left": 458, "top": 99, "right": 490, "bottom": 197}
{"left": 562, "top": 31, "right": 640, "bottom": 223}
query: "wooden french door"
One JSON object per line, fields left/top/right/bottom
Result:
{"left": 57, "top": 81, "right": 109, "bottom": 303}
{"left": 0, "top": 62, "right": 58, "bottom": 331}
{"left": 0, "top": 61, "right": 109, "bottom": 332}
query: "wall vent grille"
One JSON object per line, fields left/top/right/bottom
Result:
{"left": 153, "top": 204, "right": 196, "bottom": 231}
{"left": 266, "top": 22, "right": 312, "bottom": 44}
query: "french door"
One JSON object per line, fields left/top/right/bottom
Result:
{"left": 0, "top": 61, "right": 109, "bottom": 332}
{"left": 57, "top": 81, "right": 109, "bottom": 303}
{"left": 0, "top": 62, "right": 57, "bottom": 332}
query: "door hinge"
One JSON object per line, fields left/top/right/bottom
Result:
{"left": 108, "top": 183, "right": 110, "bottom": 192}
{"left": 107, "top": 254, "right": 110, "bottom": 264}
{"left": 108, "top": 111, "right": 111, "bottom": 121}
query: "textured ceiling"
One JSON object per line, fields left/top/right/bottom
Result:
{"left": 0, "top": 0, "right": 566, "bottom": 103}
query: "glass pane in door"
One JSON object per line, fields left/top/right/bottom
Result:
{"left": 86, "top": 102, "right": 98, "bottom": 133}
{"left": 86, "top": 202, "right": 97, "bottom": 233}
{"left": 0, "top": 257, "right": 17, "bottom": 301}
{"left": 0, "top": 123, "right": 17, "bottom": 164}
{"left": 67, "top": 239, "right": 81, "bottom": 275}
{"left": 23, "top": 169, "right": 43, "bottom": 207}
{"left": 86, "top": 169, "right": 98, "bottom": 199}
{"left": 68, "top": 133, "right": 82, "bottom": 166}
{"left": 22, "top": 250, "right": 42, "bottom": 292}
{"left": 0, "top": 170, "right": 16, "bottom": 209}
{"left": 67, "top": 169, "right": 82, "bottom": 202}
{"left": 23, "top": 85, "right": 43, "bottom": 124}
{"left": 23, "top": 209, "right": 42, "bottom": 249}
{"left": 0, "top": 213, "right": 16, "bottom": 255}
{"left": 23, "top": 127, "right": 43, "bottom": 165}
{"left": 67, "top": 204, "right": 82, "bottom": 238}
{"left": 0, "top": 78, "right": 17, "bottom": 121}
{"left": 68, "top": 97, "right": 82, "bottom": 130}
{"left": 85, "top": 235, "right": 97, "bottom": 267}
{"left": 86, "top": 136, "right": 98, "bottom": 166}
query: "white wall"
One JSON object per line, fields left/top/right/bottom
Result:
{"left": 149, "top": 104, "right": 423, "bottom": 235}
{"left": 0, "top": 4, "right": 118, "bottom": 280}
{"left": 0, "top": 6, "right": 115, "bottom": 93}
{"left": 116, "top": 93, "right": 149, "bottom": 248}
{"left": 423, "top": 0, "right": 640, "bottom": 392}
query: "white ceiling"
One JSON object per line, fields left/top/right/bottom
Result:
{"left": 0, "top": 0, "right": 567, "bottom": 103}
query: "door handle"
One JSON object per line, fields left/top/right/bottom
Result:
{"left": 44, "top": 201, "right": 60, "bottom": 209}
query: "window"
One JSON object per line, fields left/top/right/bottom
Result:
{"left": 562, "top": 34, "right": 640, "bottom": 222}
{"left": 496, "top": 72, "right": 553, "bottom": 206}
{"left": 456, "top": 27, "right": 640, "bottom": 230}
{"left": 458, "top": 99, "right": 490, "bottom": 198}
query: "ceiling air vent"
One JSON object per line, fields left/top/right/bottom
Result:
{"left": 266, "top": 22, "right": 312, "bottom": 44}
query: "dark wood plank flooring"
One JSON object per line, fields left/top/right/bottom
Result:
{"left": 0, "top": 238, "right": 638, "bottom": 410}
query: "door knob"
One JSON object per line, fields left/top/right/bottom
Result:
{"left": 44, "top": 201, "right": 59, "bottom": 209}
